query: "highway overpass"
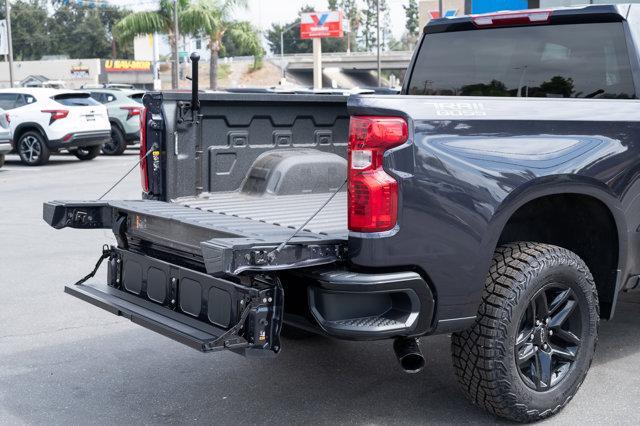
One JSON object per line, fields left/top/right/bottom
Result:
{"left": 277, "top": 51, "right": 413, "bottom": 72}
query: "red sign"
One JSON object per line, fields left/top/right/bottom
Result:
{"left": 300, "top": 11, "right": 344, "bottom": 39}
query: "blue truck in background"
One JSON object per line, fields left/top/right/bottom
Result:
{"left": 44, "top": 4, "right": 640, "bottom": 422}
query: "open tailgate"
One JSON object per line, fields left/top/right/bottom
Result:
{"left": 43, "top": 199, "right": 347, "bottom": 275}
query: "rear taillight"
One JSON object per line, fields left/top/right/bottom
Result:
{"left": 41, "top": 109, "right": 69, "bottom": 124}
{"left": 139, "top": 107, "right": 149, "bottom": 192}
{"left": 121, "top": 106, "right": 143, "bottom": 120}
{"left": 348, "top": 116, "right": 408, "bottom": 233}
{"left": 5, "top": 113, "right": 10, "bottom": 124}
{"left": 472, "top": 10, "right": 551, "bottom": 27}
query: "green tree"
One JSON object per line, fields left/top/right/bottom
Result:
{"left": 340, "top": 0, "right": 360, "bottom": 52}
{"left": 403, "top": 0, "right": 419, "bottom": 49}
{"left": 360, "top": 0, "right": 377, "bottom": 51}
{"left": 114, "top": 0, "right": 189, "bottom": 88}
{"left": 49, "top": 2, "right": 133, "bottom": 59}
{"left": 48, "top": 6, "right": 108, "bottom": 59}
{"left": 220, "top": 21, "right": 261, "bottom": 58}
{"left": 181, "top": 0, "right": 260, "bottom": 90}
{"left": 3, "top": 0, "right": 49, "bottom": 60}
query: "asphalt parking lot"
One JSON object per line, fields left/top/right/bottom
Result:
{"left": 2, "top": 151, "right": 640, "bottom": 425}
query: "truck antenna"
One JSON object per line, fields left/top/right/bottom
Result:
{"left": 190, "top": 52, "right": 200, "bottom": 116}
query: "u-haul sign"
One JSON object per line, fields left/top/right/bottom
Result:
{"left": 300, "top": 11, "right": 344, "bottom": 39}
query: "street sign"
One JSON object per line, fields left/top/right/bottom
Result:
{"left": 0, "top": 20, "right": 8, "bottom": 55}
{"left": 300, "top": 11, "right": 343, "bottom": 39}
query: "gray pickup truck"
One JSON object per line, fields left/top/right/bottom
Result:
{"left": 44, "top": 4, "right": 640, "bottom": 422}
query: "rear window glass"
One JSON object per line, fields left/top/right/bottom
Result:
{"left": 407, "top": 22, "right": 636, "bottom": 99}
{"left": 0, "top": 93, "right": 18, "bottom": 109}
{"left": 53, "top": 93, "right": 101, "bottom": 106}
{"left": 129, "top": 93, "right": 144, "bottom": 104}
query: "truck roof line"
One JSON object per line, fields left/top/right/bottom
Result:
{"left": 424, "top": 4, "right": 629, "bottom": 34}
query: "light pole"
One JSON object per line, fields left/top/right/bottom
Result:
{"left": 172, "top": 0, "right": 180, "bottom": 89}
{"left": 376, "top": 0, "right": 381, "bottom": 86}
{"left": 4, "top": 0, "right": 14, "bottom": 87}
{"left": 279, "top": 22, "right": 298, "bottom": 79}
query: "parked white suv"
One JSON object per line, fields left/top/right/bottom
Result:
{"left": 0, "top": 88, "right": 110, "bottom": 165}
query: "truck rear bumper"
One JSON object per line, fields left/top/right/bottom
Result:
{"left": 288, "top": 268, "right": 435, "bottom": 340}
{"left": 49, "top": 131, "right": 110, "bottom": 150}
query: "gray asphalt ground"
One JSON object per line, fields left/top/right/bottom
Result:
{"left": 2, "top": 150, "right": 640, "bottom": 425}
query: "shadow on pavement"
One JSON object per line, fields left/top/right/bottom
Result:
{"left": 2, "top": 292, "right": 640, "bottom": 424}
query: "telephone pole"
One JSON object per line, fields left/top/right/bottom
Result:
{"left": 5, "top": 0, "right": 14, "bottom": 87}
{"left": 376, "top": 0, "right": 381, "bottom": 86}
{"left": 172, "top": 0, "right": 179, "bottom": 89}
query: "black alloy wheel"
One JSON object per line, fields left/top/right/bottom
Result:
{"left": 515, "top": 284, "right": 582, "bottom": 391}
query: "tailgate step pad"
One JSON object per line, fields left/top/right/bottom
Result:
{"left": 66, "top": 283, "right": 237, "bottom": 352}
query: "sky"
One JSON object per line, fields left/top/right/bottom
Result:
{"left": 233, "top": 0, "right": 409, "bottom": 40}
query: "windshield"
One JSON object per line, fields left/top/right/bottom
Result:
{"left": 407, "top": 22, "right": 636, "bottom": 99}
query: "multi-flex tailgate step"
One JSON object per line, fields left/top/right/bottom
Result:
{"left": 65, "top": 283, "right": 235, "bottom": 352}
{"left": 65, "top": 247, "right": 284, "bottom": 355}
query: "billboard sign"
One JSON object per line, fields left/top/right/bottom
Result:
{"left": 300, "top": 11, "right": 343, "bottom": 39}
{"left": 429, "top": 9, "right": 458, "bottom": 19}
{"left": 103, "top": 60, "right": 151, "bottom": 73}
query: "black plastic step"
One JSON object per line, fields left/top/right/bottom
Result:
{"left": 65, "top": 283, "right": 247, "bottom": 352}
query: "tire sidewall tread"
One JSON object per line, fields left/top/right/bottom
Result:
{"left": 451, "top": 242, "right": 599, "bottom": 422}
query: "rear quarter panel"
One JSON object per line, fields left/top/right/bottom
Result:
{"left": 348, "top": 95, "right": 640, "bottom": 327}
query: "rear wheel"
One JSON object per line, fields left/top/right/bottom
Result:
{"left": 72, "top": 145, "right": 101, "bottom": 161}
{"left": 451, "top": 242, "right": 599, "bottom": 422}
{"left": 18, "top": 131, "right": 50, "bottom": 166}
{"left": 102, "top": 125, "right": 127, "bottom": 155}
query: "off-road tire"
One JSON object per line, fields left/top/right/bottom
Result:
{"left": 451, "top": 242, "right": 599, "bottom": 422}
{"left": 18, "top": 131, "right": 50, "bottom": 166}
{"left": 72, "top": 145, "right": 101, "bottom": 161}
{"left": 102, "top": 125, "right": 127, "bottom": 155}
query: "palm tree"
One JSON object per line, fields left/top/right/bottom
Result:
{"left": 114, "top": 0, "right": 189, "bottom": 89}
{"left": 181, "top": 0, "right": 260, "bottom": 90}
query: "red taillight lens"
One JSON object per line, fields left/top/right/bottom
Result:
{"left": 5, "top": 113, "right": 10, "bottom": 124}
{"left": 121, "top": 106, "right": 143, "bottom": 120}
{"left": 41, "top": 109, "right": 69, "bottom": 124}
{"left": 472, "top": 10, "right": 551, "bottom": 27}
{"left": 348, "top": 116, "right": 407, "bottom": 233}
{"left": 139, "top": 107, "right": 149, "bottom": 192}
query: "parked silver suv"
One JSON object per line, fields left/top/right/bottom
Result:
{"left": 0, "top": 108, "right": 13, "bottom": 168}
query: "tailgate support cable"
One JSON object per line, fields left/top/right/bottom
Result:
{"left": 97, "top": 143, "right": 158, "bottom": 200}
{"left": 73, "top": 244, "right": 113, "bottom": 286}
{"left": 270, "top": 179, "right": 346, "bottom": 256}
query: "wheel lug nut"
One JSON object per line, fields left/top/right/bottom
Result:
{"left": 548, "top": 330, "right": 553, "bottom": 336}
{"left": 545, "top": 318, "right": 550, "bottom": 324}
{"left": 543, "top": 344, "right": 548, "bottom": 350}
{"left": 536, "top": 320, "right": 541, "bottom": 326}
{"left": 529, "top": 334, "right": 534, "bottom": 340}
{"left": 534, "top": 346, "right": 539, "bottom": 351}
